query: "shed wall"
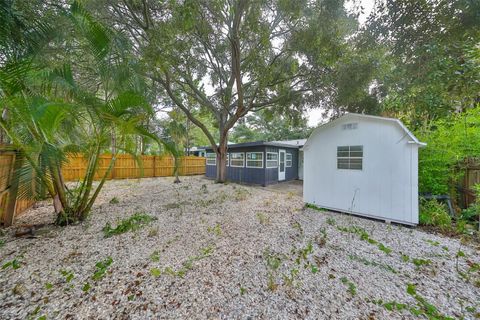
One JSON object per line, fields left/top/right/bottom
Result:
{"left": 303, "top": 117, "right": 419, "bottom": 225}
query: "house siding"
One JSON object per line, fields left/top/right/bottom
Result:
{"left": 205, "top": 145, "right": 299, "bottom": 186}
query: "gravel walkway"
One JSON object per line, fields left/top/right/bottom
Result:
{"left": 1, "top": 176, "right": 479, "bottom": 319}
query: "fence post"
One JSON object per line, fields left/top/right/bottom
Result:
{"left": 3, "top": 151, "right": 23, "bottom": 226}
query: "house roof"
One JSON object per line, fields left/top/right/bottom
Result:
{"left": 205, "top": 140, "right": 304, "bottom": 151}
{"left": 304, "top": 113, "right": 426, "bottom": 148}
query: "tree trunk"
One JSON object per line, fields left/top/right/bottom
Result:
{"left": 216, "top": 133, "right": 228, "bottom": 183}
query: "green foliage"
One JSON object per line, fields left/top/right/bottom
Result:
{"left": 102, "top": 213, "right": 156, "bottom": 238}
{"left": 150, "top": 251, "right": 160, "bottom": 262}
{"left": 340, "top": 277, "right": 357, "bottom": 296}
{"left": 207, "top": 223, "right": 222, "bottom": 236}
{"left": 416, "top": 108, "right": 480, "bottom": 195}
{"left": 59, "top": 269, "right": 74, "bottom": 283}
{"left": 92, "top": 257, "right": 113, "bottom": 281}
{"left": 419, "top": 199, "right": 452, "bottom": 230}
{"left": 2, "top": 258, "right": 21, "bottom": 270}
{"left": 81, "top": 282, "right": 91, "bottom": 292}
{"left": 305, "top": 203, "right": 326, "bottom": 212}
{"left": 109, "top": 197, "right": 119, "bottom": 204}
{"left": 150, "top": 268, "right": 161, "bottom": 277}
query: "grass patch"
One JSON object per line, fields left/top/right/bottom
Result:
{"left": 2, "top": 257, "right": 22, "bottom": 270}
{"left": 340, "top": 277, "right": 357, "bottom": 295}
{"left": 102, "top": 213, "right": 156, "bottom": 238}
{"left": 305, "top": 203, "right": 326, "bottom": 212}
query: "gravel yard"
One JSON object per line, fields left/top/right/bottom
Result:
{"left": 1, "top": 176, "right": 479, "bottom": 319}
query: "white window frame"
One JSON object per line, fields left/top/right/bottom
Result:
{"left": 206, "top": 153, "right": 216, "bottom": 166}
{"left": 226, "top": 153, "right": 229, "bottom": 166}
{"left": 266, "top": 152, "right": 278, "bottom": 168}
{"left": 230, "top": 152, "right": 245, "bottom": 167}
{"left": 337, "top": 145, "right": 363, "bottom": 170}
{"left": 286, "top": 153, "right": 292, "bottom": 167}
{"left": 246, "top": 152, "right": 264, "bottom": 168}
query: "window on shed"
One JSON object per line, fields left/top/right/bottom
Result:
{"left": 230, "top": 152, "right": 245, "bottom": 167}
{"left": 206, "top": 153, "right": 216, "bottom": 166}
{"left": 226, "top": 153, "right": 229, "bottom": 166}
{"left": 286, "top": 153, "right": 292, "bottom": 167}
{"left": 266, "top": 152, "right": 278, "bottom": 168}
{"left": 337, "top": 146, "right": 363, "bottom": 170}
{"left": 246, "top": 152, "right": 263, "bottom": 168}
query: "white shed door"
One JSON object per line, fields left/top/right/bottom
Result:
{"left": 278, "top": 149, "right": 286, "bottom": 181}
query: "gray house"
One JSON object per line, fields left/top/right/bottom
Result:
{"left": 205, "top": 140, "right": 305, "bottom": 186}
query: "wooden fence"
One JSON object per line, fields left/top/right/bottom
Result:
{"left": 0, "top": 153, "right": 205, "bottom": 226}
{"left": 62, "top": 154, "right": 206, "bottom": 181}
{"left": 459, "top": 158, "right": 480, "bottom": 208}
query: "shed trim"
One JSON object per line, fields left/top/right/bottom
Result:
{"left": 305, "top": 113, "right": 426, "bottom": 148}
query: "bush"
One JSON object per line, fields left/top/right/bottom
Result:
{"left": 419, "top": 199, "right": 452, "bottom": 230}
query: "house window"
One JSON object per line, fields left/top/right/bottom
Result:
{"left": 246, "top": 152, "right": 263, "bottom": 168}
{"left": 286, "top": 153, "right": 292, "bottom": 167}
{"left": 226, "top": 153, "right": 229, "bottom": 166}
{"left": 230, "top": 152, "right": 245, "bottom": 167}
{"left": 337, "top": 146, "right": 363, "bottom": 170}
{"left": 206, "top": 153, "right": 216, "bottom": 166}
{"left": 266, "top": 152, "right": 278, "bottom": 168}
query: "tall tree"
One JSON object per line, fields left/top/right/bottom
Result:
{"left": 95, "top": 0, "right": 357, "bottom": 182}
{"left": 363, "top": 0, "right": 480, "bottom": 126}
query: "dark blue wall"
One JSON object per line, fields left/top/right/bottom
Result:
{"left": 205, "top": 145, "right": 299, "bottom": 186}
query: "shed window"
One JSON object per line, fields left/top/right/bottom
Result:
{"left": 266, "top": 152, "right": 278, "bottom": 168}
{"left": 230, "top": 152, "right": 245, "bottom": 167}
{"left": 286, "top": 153, "right": 292, "bottom": 167}
{"left": 206, "top": 153, "right": 216, "bottom": 166}
{"left": 226, "top": 153, "right": 229, "bottom": 166}
{"left": 337, "top": 146, "right": 363, "bottom": 170}
{"left": 246, "top": 152, "right": 263, "bottom": 168}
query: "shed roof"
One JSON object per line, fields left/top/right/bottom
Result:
{"left": 305, "top": 113, "right": 426, "bottom": 148}
{"left": 205, "top": 140, "right": 303, "bottom": 151}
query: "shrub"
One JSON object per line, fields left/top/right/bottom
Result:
{"left": 419, "top": 199, "right": 451, "bottom": 230}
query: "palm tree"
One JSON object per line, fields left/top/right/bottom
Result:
{"left": 0, "top": 1, "right": 163, "bottom": 225}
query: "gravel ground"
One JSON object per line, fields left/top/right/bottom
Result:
{"left": 1, "top": 176, "right": 479, "bottom": 319}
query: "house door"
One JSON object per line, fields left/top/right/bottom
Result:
{"left": 278, "top": 149, "right": 286, "bottom": 181}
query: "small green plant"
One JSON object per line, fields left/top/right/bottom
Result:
{"left": 378, "top": 243, "right": 392, "bottom": 255}
{"left": 92, "top": 257, "right": 113, "bottom": 281}
{"left": 401, "top": 254, "right": 410, "bottom": 262}
{"left": 424, "top": 239, "right": 440, "bottom": 246}
{"left": 340, "top": 277, "right": 356, "bottom": 295}
{"left": 2, "top": 258, "right": 22, "bottom": 270}
{"left": 82, "top": 282, "right": 91, "bottom": 292}
{"left": 234, "top": 188, "right": 250, "bottom": 201}
{"left": 0, "top": 239, "right": 5, "bottom": 248}
{"left": 349, "top": 254, "right": 397, "bottom": 273}
{"left": 291, "top": 221, "right": 303, "bottom": 234}
{"left": 412, "top": 258, "right": 432, "bottom": 267}
{"left": 60, "top": 269, "right": 74, "bottom": 283}
{"left": 405, "top": 283, "right": 454, "bottom": 319}
{"left": 102, "top": 213, "right": 156, "bottom": 238}
{"left": 256, "top": 212, "right": 270, "bottom": 225}
{"left": 200, "top": 184, "right": 208, "bottom": 194}
{"left": 240, "top": 286, "right": 247, "bottom": 295}
{"left": 150, "top": 251, "right": 160, "bottom": 262}
{"left": 326, "top": 217, "right": 336, "bottom": 226}
{"left": 150, "top": 268, "right": 161, "bottom": 277}
{"left": 207, "top": 223, "right": 222, "bottom": 236}
{"left": 419, "top": 198, "right": 452, "bottom": 230}
{"left": 109, "top": 197, "right": 119, "bottom": 204}
{"left": 305, "top": 203, "right": 325, "bottom": 212}
{"left": 282, "top": 268, "right": 299, "bottom": 287}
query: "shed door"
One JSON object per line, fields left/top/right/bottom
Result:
{"left": 278, "top": 149, "right": 286, "bottom": 181}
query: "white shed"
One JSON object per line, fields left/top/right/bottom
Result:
{"left": 303, "top": 113, "right": 426, "bottom": 225}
